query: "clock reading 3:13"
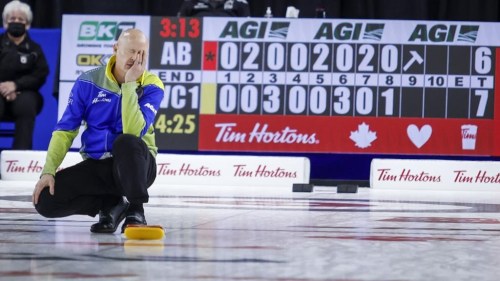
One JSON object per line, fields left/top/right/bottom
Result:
{"left": 160, "top": 18, "right": 200, "bottom": 39}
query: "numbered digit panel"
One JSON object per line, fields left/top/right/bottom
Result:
{"left": 399, "top": 45, "right": 495, "bottom": 119}
{"left": 213, "top": 40, "right": 495, "bottom": 119}
{"left": 218, "top": 42, "right": 264, "bottom": 71}
{"left": 216, "top": 84, "right": 265, "bottom": 115}
{"left": 455, "top": 46, "right": 494, "bottom": 119}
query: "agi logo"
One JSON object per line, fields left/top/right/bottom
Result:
{"left": 76, "top": 54, "right": 112, "bottom": 66}
{"left": 78, "top": 21, "right": 136, "bottom": 41}
{"left": 408, "top": 24, "right": 479, "bottom": 43}
{"left": 314, "top": 23, "right": 385, "bottom": 41}
{"left": 219, "top": 21, "right": 290, "bottom": 39}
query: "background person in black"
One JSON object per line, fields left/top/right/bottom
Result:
{"left": 178, "top": 0, "right": 250, "bottom": 17}
{"left": 0, "top": 0, "right": 48, "bottom": 149}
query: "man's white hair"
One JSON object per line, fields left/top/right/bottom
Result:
{"left": 2, "top": 0, "right": 33, "bottom": 25}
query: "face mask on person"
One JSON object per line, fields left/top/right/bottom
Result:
{"left": 7, "top": 22, "right": 26, "bottom": 38}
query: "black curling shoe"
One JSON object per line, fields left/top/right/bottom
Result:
{"left": 121, "top": 211, "right": 147, "bottom": 233}
{"left": 90, "top": 197, "right": 130, "bottom": 234}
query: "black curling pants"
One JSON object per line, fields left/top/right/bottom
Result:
{"left": 35, "top": 134, "right": 157, "bottom": 218}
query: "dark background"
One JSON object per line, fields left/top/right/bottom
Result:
{"left": 1, "top": 0, "right": 499, "bottom": 28}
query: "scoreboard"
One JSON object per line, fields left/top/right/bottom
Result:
{"left": 60, "top": 16, "right": 500, "bottom": 156}
{"left": 149, "top": 17, "right": 499, "bottom": 156}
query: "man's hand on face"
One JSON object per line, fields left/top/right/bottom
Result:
{"left": 124, "top": 50, "right": 147, "bottom": 83}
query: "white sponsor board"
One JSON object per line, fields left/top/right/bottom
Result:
{"left": 0, "top": 151, "right": 310, "bottom": 187}
{"left": 370, "top": 159, "right": 500, "bottom": 191}
{"left": 60, "top": 15, "right": 150, "bottom": 81}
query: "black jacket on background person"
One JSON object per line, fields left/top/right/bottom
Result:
{"left": 0, "top": 31, "right": 49, "bottom": 149}
{"left": 0, "top": 32, "right": 49, "bottom": 96}
{"left": 179, "top": 0, "right": 250, "bottom": 17}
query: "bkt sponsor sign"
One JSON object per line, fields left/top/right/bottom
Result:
{"left": 78, "top": 21, "right": 136, "bottom": 41}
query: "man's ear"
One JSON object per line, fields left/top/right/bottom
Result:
{"left": 113, "top": 43, "right": 118, "bottom": 54}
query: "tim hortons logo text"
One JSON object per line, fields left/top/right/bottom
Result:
{"left": 454, "top": 170, "right": 500, "bottom": 184}
{"left": 5, "top": 160, "right": 43, "bottom": 173}
{"left": 233, "top": 164, "right": 297, "bottom": 178}
{"left": 215, "top": 123, "right": 318, "bottom": 144}
{"left": 157, "top": 163, "right": 221, "bottom": 176}
{"left": 4, "top": 160, "right": 65, "bottom": 173}
{"left": 376, "top": 168, "right": 442, "bottom": 183}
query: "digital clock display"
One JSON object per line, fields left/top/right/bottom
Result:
{"left": 160, "top": 18, "right": 200, "bottom": 39}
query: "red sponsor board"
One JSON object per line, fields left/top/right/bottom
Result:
{"left": 199, "top": 115, "right": 493, "bottom": 155}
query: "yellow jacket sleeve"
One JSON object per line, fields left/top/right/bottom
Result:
{"left": 41, "top": 130, "right": 79, "bottom": 176}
